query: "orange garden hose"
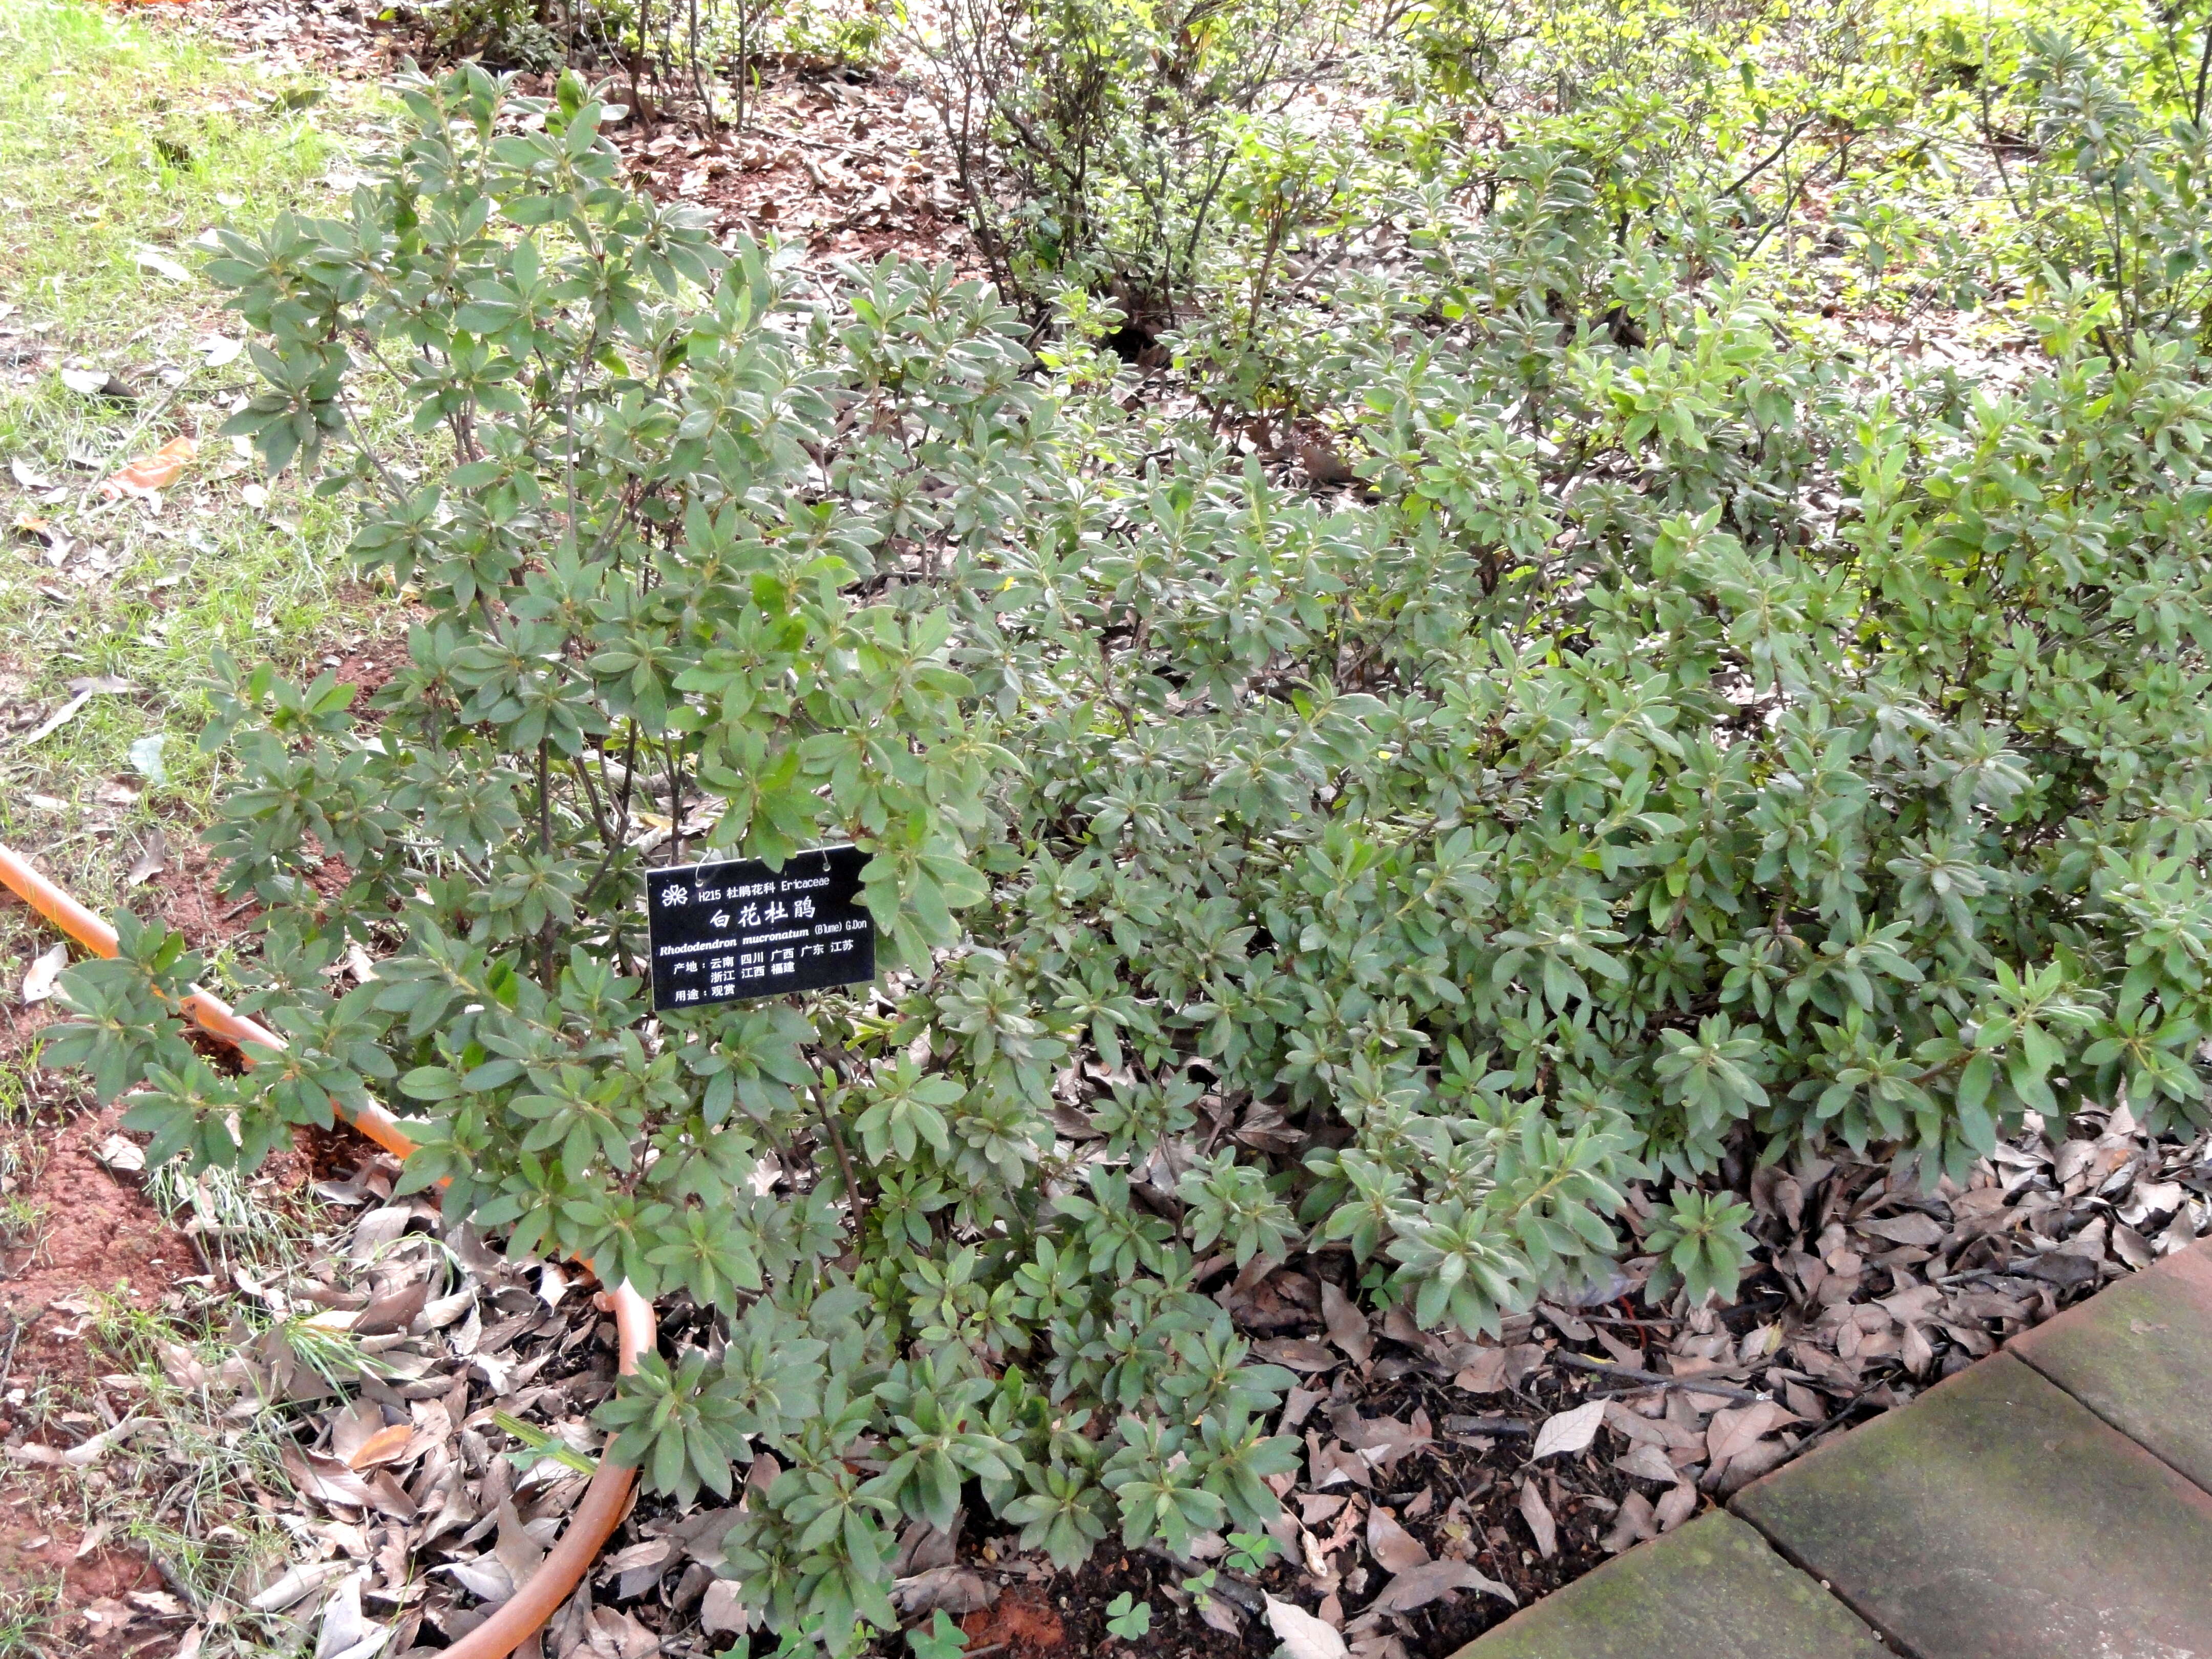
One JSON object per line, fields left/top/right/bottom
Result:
{"left": 0, "top": 842, "right": 654, "bottom": 1657}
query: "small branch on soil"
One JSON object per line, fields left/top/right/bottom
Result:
{"left": 1441, "top": 1414, "right": 1535, "bottom": 1437}
{"left": 1138, "top": 1545, "right": 1267, "bottom": 1612}
{"left": 1554, "top": 1351, "right": 1771, "bottom": 1404}
{"left": 1578, "top": 1311, "right": 1678, "bottom": 1330}
{"left": 150, "top": 1549, "right": 206, "bottom": 1617}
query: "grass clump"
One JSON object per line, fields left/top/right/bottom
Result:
{"left": 0, "top": 0, "right": 399, "bottom": 949}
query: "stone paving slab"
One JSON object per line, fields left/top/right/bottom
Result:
{"left": 2006, "top": 1239, "right": 2212, "bottom": 1491}
{"left": 1731, "top": 1350, "right": 2212, "bottom": 1659}
{"left": 1450, "top": 1512, "right": 1887, "bottom": 1658}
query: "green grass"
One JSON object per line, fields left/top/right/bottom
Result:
{"left": 0, "top": 1579, "right": 60, "bottom": 1659}
{"left": 0, "top": 11, "right": 400, "bottom": 1651}
{"left": 0, "top": 0, "right": 338, "bottom": 342}
{"left": 0, "top": 0, "right": 400, "bottom": 949}
{"left": 83, "top": 1294, "right": 305, "bottom": 1630}
{"left": 143, "top": 1157, "right": 318, "bottom": 1275}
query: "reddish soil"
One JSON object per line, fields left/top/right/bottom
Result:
{"left": 0, "top": 1094, "right": 193, "bottom": 1657}
{"left": 0, "top": 961, "right": 317, "bottom": 1654}
{"left": 0, "top": 999, "right": 59, "bottom": 1069}
{"left": 175, "top": 0, "right": 978, "bottom": 275}
{"left": 0, "top": 1092, "right": 320, "bottom": 1655}
{"left": 0, "top": 1495, "right": 169, "bottom": 1659}
{"left": 959, "top": 1554, "right": 1289, "bottom": 1659}
{"left": 331, "top": 640, "right": 403, "bottom": 700}
{"left": 962, "top": 1586, "right": 1069, "bottom": 1656}
{"left": 326, "top": 602, "right": 418, "bottom": 717}
{"left": 144, "top": 832, "right": 245, "bottom": 951}
{"left": 146, "top": 828, "right": 360, "bottom": 954}
{"left": 0, "top": 1102, "right": 201, "bottom": 1385}
{"left": 586, "top": 68, "right": 979, "bottom": 274}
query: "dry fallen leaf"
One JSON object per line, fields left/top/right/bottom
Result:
{"left": 1265, "top": 1594, "right": 1350, "bottom": 1659}
{"left": 1453, "top": 1346, "right": 1507, "bottom": 1393}
{"left": 248, "top": 1559, "right": 353, "bottom": 1613}
{"left": 1855, "top": 1211, "right": 1945, "bottom": 1248}
{"left": 440, "top": 1555, "right": 514, "bottom": 1603}
{"left": 1531, "top": 1398, "right": 1607, "bottom": 1460}
{"left": 1198, "top": 1592, "right": 1246, "bottom": 1636}
{"left": 1613, "top": 1441, "right": 1680, "bottom": 1485}
{"left": 345, "top": 1423, "right": 414, "bottom": 1471}
{"left": 22, "top": 941, "right": 68, "bottom": 1005}
{"left": 62, "top": 1417, "right": 146, "bottom": 1466}
{"left": 312, "top": 1570, "right": 383, "bottom": 1659}
{"left": 2111, "top": 1221, "right": 2154, "bottom": 1268}
{"left": 1518, "top": 1479, "right": 1557, "bottom": 1558}
{"left": 1370, "top": 1559, "right": 1516, "bottom": 1614}
{"left": 1257, "top": 1337, "right": 1338, "bottom": 1372}
{"left": 354, "top": 1279, "right": 428, "bottom": 1336}
{"left": 101, "top": 435, "right": 197, "bottom": 499}
{"left": 281, "top": 1444, "right": 377, "bottom": 1510}
{"left": 1655, "top": 1481, "right": 1699, "bottom": 1532}
{"left": 1537, "top": 1300, "right": 1596, "bottom": 1341}
{"left": 1602, "top": 1489, "right": 1658, "bottom": 1553}
{"left": 19, "top": 676, "right": 131, "bottom": 747}
{"left": 1299, "top": 1491, "right": 1348, "bottom": 1525}
{"left": 125, "top": 831, "right": 169, "bottom": 888}
{"left": 583, "top": 1606, "right": 658, "bottom": 1659}
{"left": 1706, "top": 1400, "right": 1792, "bottom": 1466}
{"left": 494, "top": 1496, "right": 547, "bottom": 1591}
{"left": 698, "top": 1579, "right": 749, "bottom": 1637}
{"left": 1331, "top": 1407, "right": 1434, "bottom": 1470}
{"left": 890, "top": 1565, "right": 996, "bottom": 1616}
{"left": 1364, "top": 1506, "right": 1429, "bottom": 1574}
{"left": 158, "top": 1340, "right": 212, "bottom": 1391}
{"left": 1321, "top": 1278, "right": 1373, "bottom": 1364}
{"left": 349, "top": 1205, "right": 413, "bottom": 1263}
{"left": 134, "top": 246, "right": 193, "bottom": 283}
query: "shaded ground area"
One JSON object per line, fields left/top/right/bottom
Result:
{"left": 1462, "top": 1240, "right": 2212, "bottom": 1658}
{"left": 193, "top": 0, "right": 978, "bottom": 273}
{"left": 3, "top": 1026, "right": 2183, "bottom": 1658}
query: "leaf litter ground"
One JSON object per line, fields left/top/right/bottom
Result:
{"left": 5, "top": 1051, "right": 2205, "bottom": 1656}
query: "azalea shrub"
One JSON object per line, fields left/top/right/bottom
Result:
{"left": 45, "top": 2, "right": 2212, "bottom": 1651}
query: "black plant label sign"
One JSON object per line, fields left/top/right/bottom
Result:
{"left": 646, "top": 844, "right": 875, "bottom": 1012}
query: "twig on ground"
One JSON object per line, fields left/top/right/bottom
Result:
{"left": 1137, "top": 1545, "right": 1267, "bottom": 1612}
{"left": 1441, "top": 1413, "right": 1535, "bottom": 1437}
{"left": 0, "top": 1310, "right": 24, "bottom": 1395}
{"left": 1554, "top": 1351, "right": 1770, "bottom": 1405}
{"left": 148, "top": 1549, "right": 205, "bottom": 1616}
{"left": 71, "top": 372, "right": 194, "bottom": 516}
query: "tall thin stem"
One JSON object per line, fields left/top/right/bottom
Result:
{"left": 2195, "top": 16, "right": 2212, "bottom": 126}
{"left": 537, "top": 737, "right": 557, "bottom": 990}
{"left": 689, "top": 0, "right": 715, "bottom": 133}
